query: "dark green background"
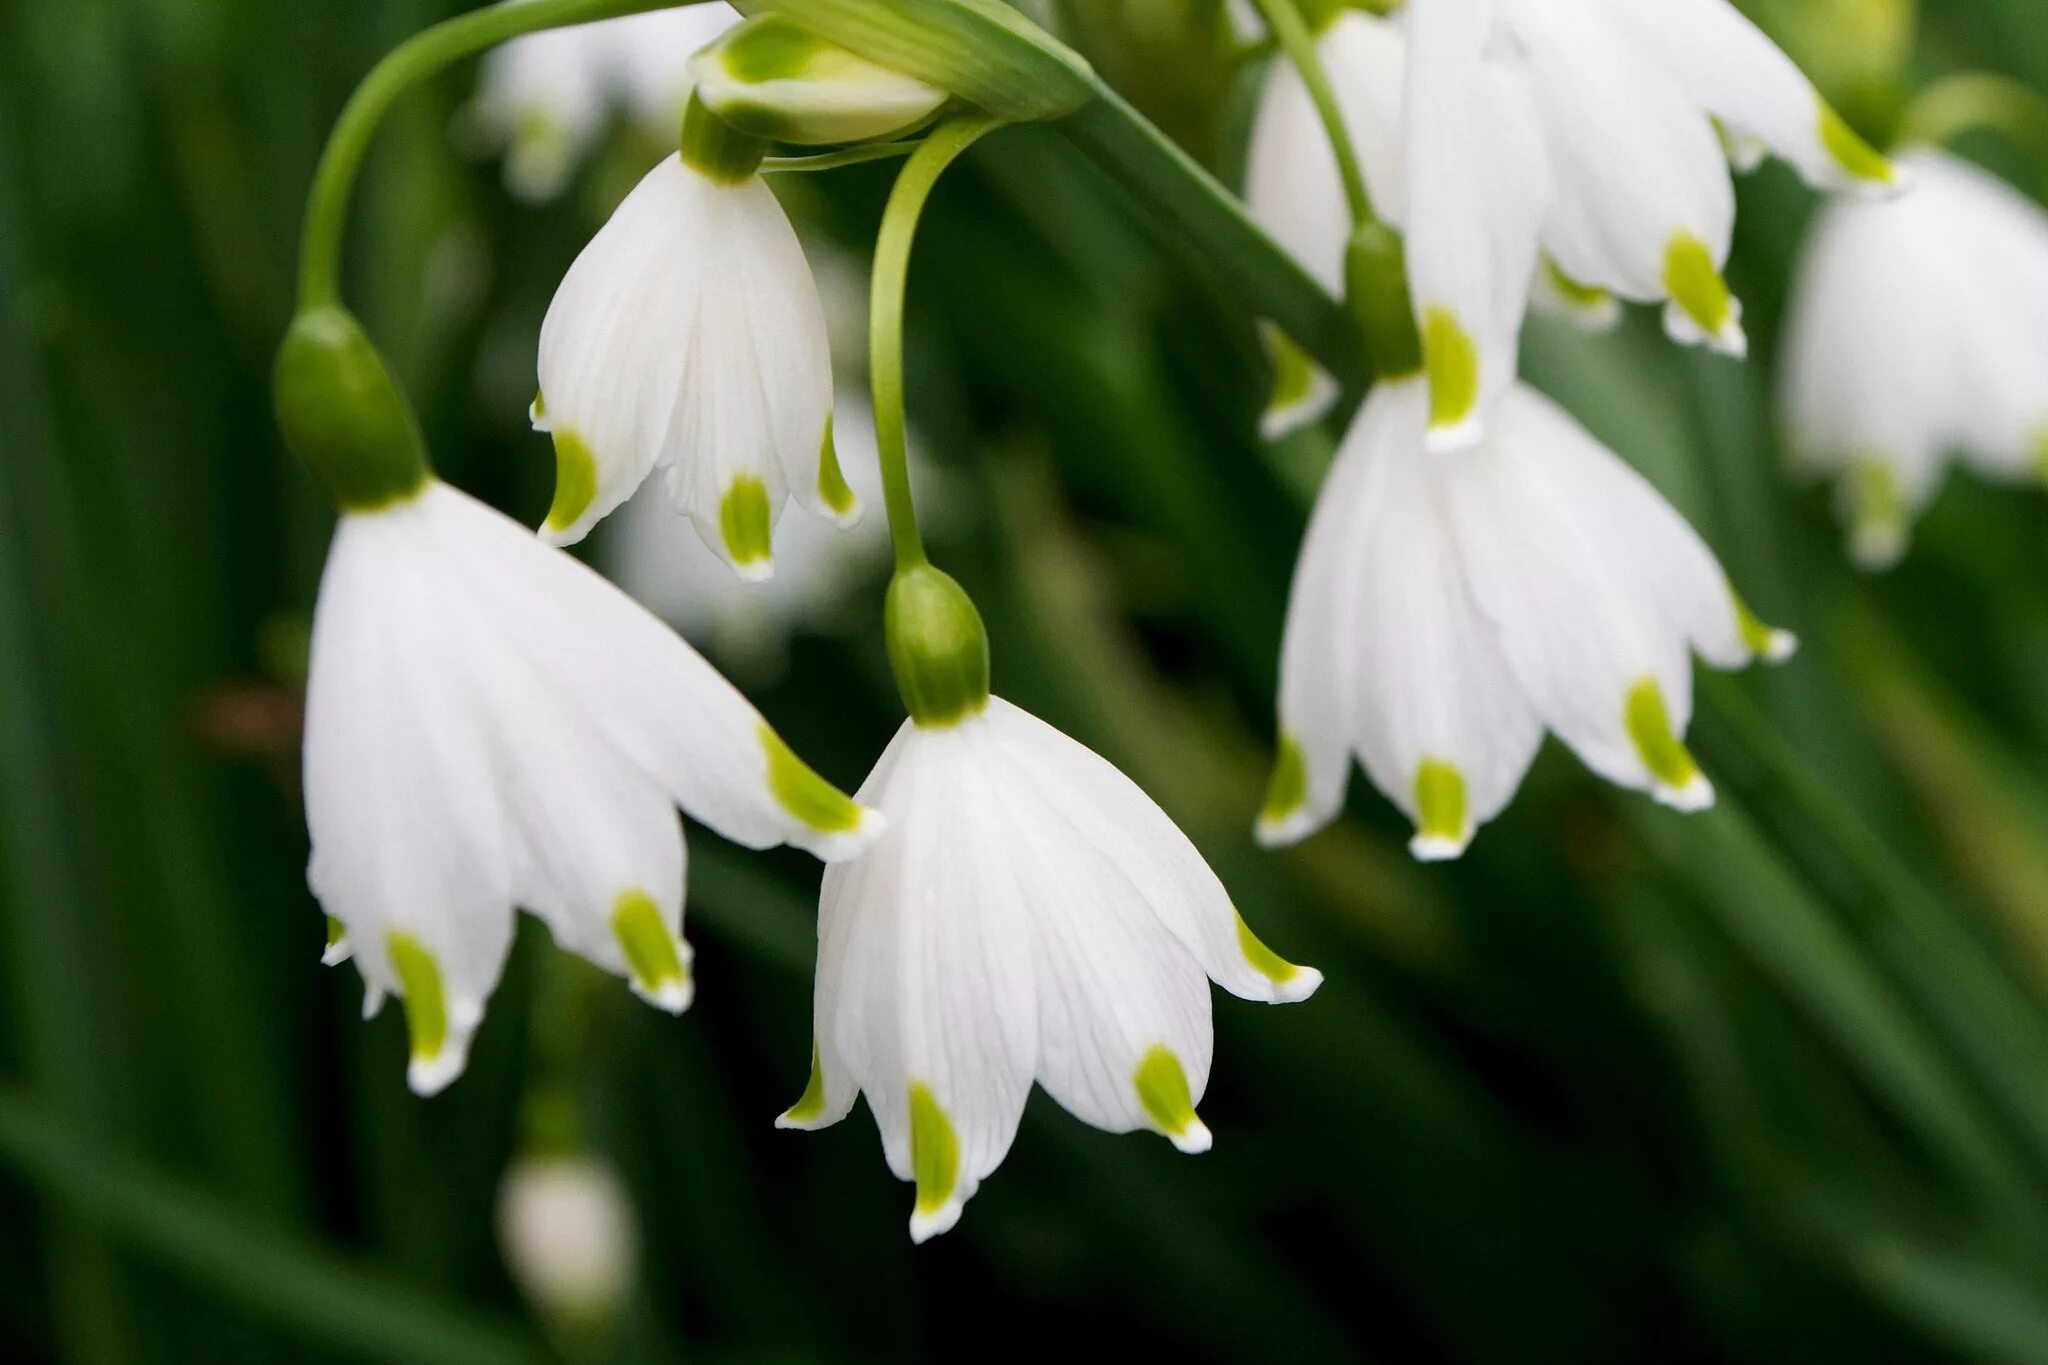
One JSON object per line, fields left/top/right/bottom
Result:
{"left": 6, "top": 0, "right": 2048, "bottom": 1360}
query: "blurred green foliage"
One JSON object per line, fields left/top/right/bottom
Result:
{"left": 5, "top": 0, "right": 2048, "bottom": 1361}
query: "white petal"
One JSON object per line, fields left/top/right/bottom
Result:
{"left": 984, "top": 698, "right": 1322, "bottom": 1006}
{"left": 1433, "top": 387, "right": 1722, "bottom": 809}
{"left": 1586, "top": 0, "right": 1903, "bottom": 192}
{"left": 472, "top": 26, "right": 612, "bottom": 203}
{"left": 815, "top": 719, "right": 1037, "bottom": 1241}
{"left": 1403, "top": 0, "right": 1547, "bottom": 450}
{"left": 1505, "top": 0, "right": 1742, "bottom": 353}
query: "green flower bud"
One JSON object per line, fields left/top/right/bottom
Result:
{"left": 741, "top": 0, "right": 1094, "bottom": 124}
{"left": 692, "top": 15, "right": 951, "bottom": 147}
{"left": 1345, "top": 221, "right": 1422, "bottom": 383}
{"left": 274, "top": 307, "right": 431, "bottom": 513}
{"left": 885, "top": 564, "right": 990, "bottom": 728}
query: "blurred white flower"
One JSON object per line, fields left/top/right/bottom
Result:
{"left": 533, "top": 147, "right": 841, "bottom": 575}
{"left": 780, "top": 696, "right": 1321, "bottom": 1243}
{"left": 605, "top": 388, "right": 928, "bottom": 672}
{"left": 498, "top": 1154, "right": 639, "bottom": 1325}
{"left": 306, "top": 480, "right": 883, "bottom": 1093}
{"left": 1781, "top": 148, "right": 2048, "bottom": 569}
{"left": 471, "top": 2, "right": 740, "bottom": 202}
{"left": 1241, "top": 0, "right": 1900, "bottom": 448}
{"left": 1262, "top": 378, "right": 1794, "bottom": 858}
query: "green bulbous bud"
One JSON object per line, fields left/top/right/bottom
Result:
{"left": 1345, "top": 221, "right": 1422, "bottom": 383}
{"left": 274, "top": 307, "right": 430, "bottom": 512}
{"left": 741, "top": 0, "right": 1094, "bottom": 124}
{"left": 693, "top": 15, "right": 951, "bottom": 147}
{"left": 885, "top": 565, "right": 990, "bottom": 728}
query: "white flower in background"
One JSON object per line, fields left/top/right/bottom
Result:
{"left": 780, "top": 687, "right": 1320, "bottom": 1243}
{"left": 1781, "top": 148, "right": 2048, "bottom": 569}
{"left": 498, "top": 1154, "right": 639, "bottom": 1326}
{"left": 1243, "top": 0, "right": 1900, "bottom": 449}
{"left": 307, "top": 480, "right": 883, "bottom": 1094}
{"left": 471, "top": 2, "right": 739, "bottom": 202}
{"left": 606, "top": 389, "right": 930, "bottom": 670}
{"left": 1244, "top": 8, "right": 1406, "bottom": 437}
{"left": 532, "top": 148, "right": 841, "bottom": 576}
{"left": 1261, "top": 379, "right": 1794, "bottom": 858}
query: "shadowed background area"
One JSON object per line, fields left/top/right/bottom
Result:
{"left": 5, "top": 0, "right": 2048, "bottom": 1361}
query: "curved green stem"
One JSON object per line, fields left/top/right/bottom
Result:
{"left": 296, "top": 0, "right": 707, "bottom": 310}
{"left": 1247, "top": 0, "right": 1376, "bottom": 228}
{"left": 1900, "top": 71, "right": 2048, "bottom": 197}
{"left": 761, "top": 140, "right": 920, "bottom": 173}
{"left": 870, "top": 113, "right": 1002, "bottom": 571}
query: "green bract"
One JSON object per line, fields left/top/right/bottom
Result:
{"left": 885, "top": 565, "right": 991, "bottom": 728}
{"left": 273, "top": 307, "right": 431, "bottom": 513}
{"left": 693, "top": 15, "right": 951, "bottom": 145}
{"left": 739, "top": 0, "right": 1094, "bottom": 123}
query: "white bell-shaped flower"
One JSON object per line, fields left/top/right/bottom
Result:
{"left": 306, "top": 480, "right": 882, "bottom": 1094}
{"left": 779, "top": 690, "right": 1321, "bottom": 1243}
{"left": 1244, "top": 8, "right": 1407, "bottom": 437}
{"left": 497, "top": 1154, "right": 639, "bottom": 1327}
{"left": 1404, "top": 0, "right": 1904, "bottom": 448}
{"left": 1261, "top": 378, "right": 1794, "bottom": 859}
{"left": 533, "top": 137, "right": 842, "bottom": 576}
{"left": 1781, "top": 148, "right": 2048, "bottom": 568}
{"left": 1242, "top": 0, "right": 1899, "bottom": 450}
{"left": 471, "top": 3, "right": 739, "bottom": 202}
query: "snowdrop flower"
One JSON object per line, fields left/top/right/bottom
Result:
{"left": 306, "top": 477, "right": 883, "bottom": 1094}
{"left": 1260, "top": 378, "right": 1794, "bottom": 858}
{"left": 532, "top": 125, "right": 842, "bottom": 576}
{"left": 1244, "top": 0, "right": 1901, "bottom": 449}
{"left": 778, "top": 568, "right": 1321, "bottom": 1242}
{"left": 471, "top": 3, "right": 738, "bottom": 202}
{"left": 1782, "top": 148, "right": 2048, "bottom": 568}
{"left": 498, "top": 1154, "right": 639, "bottom": 1326}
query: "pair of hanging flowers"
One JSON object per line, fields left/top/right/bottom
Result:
{"left": 1245, "top": 0, "right": 1893, "bottom": 858}
{"left": 276, "top": 0, "right": 1962, "bottom": 1240}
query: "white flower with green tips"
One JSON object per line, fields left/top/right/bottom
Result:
{"left": 1252, "top": 0, "right": 1901, "bottom": 451}
{"left": 305, "top": 479, "right": 882, "bottom": 1094}
{"left": 531, "top": 107, "right": 847, "bottom": 577}
{"left": 1261, "top": 378, "right": 1794, "bottom": 859}
{"left": 777, "top": 571, "right": 1320, "bottom": 1241}
{"left": 471, "top": 3, "right": 739, "bottom": 202}
{"left": 1782, "top": 148, "right": 2048, "bottom": 569}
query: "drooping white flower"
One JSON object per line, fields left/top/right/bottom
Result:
{"left": 1261, "top": 378, "right": 1794, "bottom": 858}
{"left": 1781, "top": 148, "right": 2048, "bottom": 568}
{"left": 1244, "top": 8, "right": 1407, "bottom": 437}
{"left": 306, "top": 480, "right": 883, "bottom": 1094}
{"left": 1242, "top": 0, "right": 1901, "bottom": 449}
{"left": 779, "top": 691, "right": 1321, "bottom": 1243}
{"left": 498, "top": 1154, "right": 639, "bottom": 1326}
{"left": 532, "top": 147, "right": 842, "bottom": 576}
{"left": 471, "top": 3, "right": 739, "bottom": 202}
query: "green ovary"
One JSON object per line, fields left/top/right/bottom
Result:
{"left": 1260, "top": 734, "right": 1308, "bottom": 827}
{"left": 1624, "top": 679, "right": 1701, "bottom": 792}
{"left": 1134, "top": 1045, "right": 1200, "bottom": 1139}
{"left": 1423, "top": 307, "right": 1479, "bottom": 432}
{"left": 719, "top": 476, "right": 774, "bottom": 570}
{"left": 612, "top": 890, "right": 688, "bottom": 997}
{"left": 544, "top": 430, "right": 598, "bottom": 535}
{"left": 1413, "top": 759, "right": 1468, "bottom": 845}
{"left": 385, "top": 931, "right": 448, "bottom": 1064}
{"left": 1663, "top": 234, "right": 1735, "bottom": 341}
{"left": 1234, "top": 911, "right": 1302, "bottom": 986}
{"left": 908, "top": 1083, "right": 960, "bottom": 1217}
{"left": 761, "top": 723, "right": 864, "bottom": 834}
